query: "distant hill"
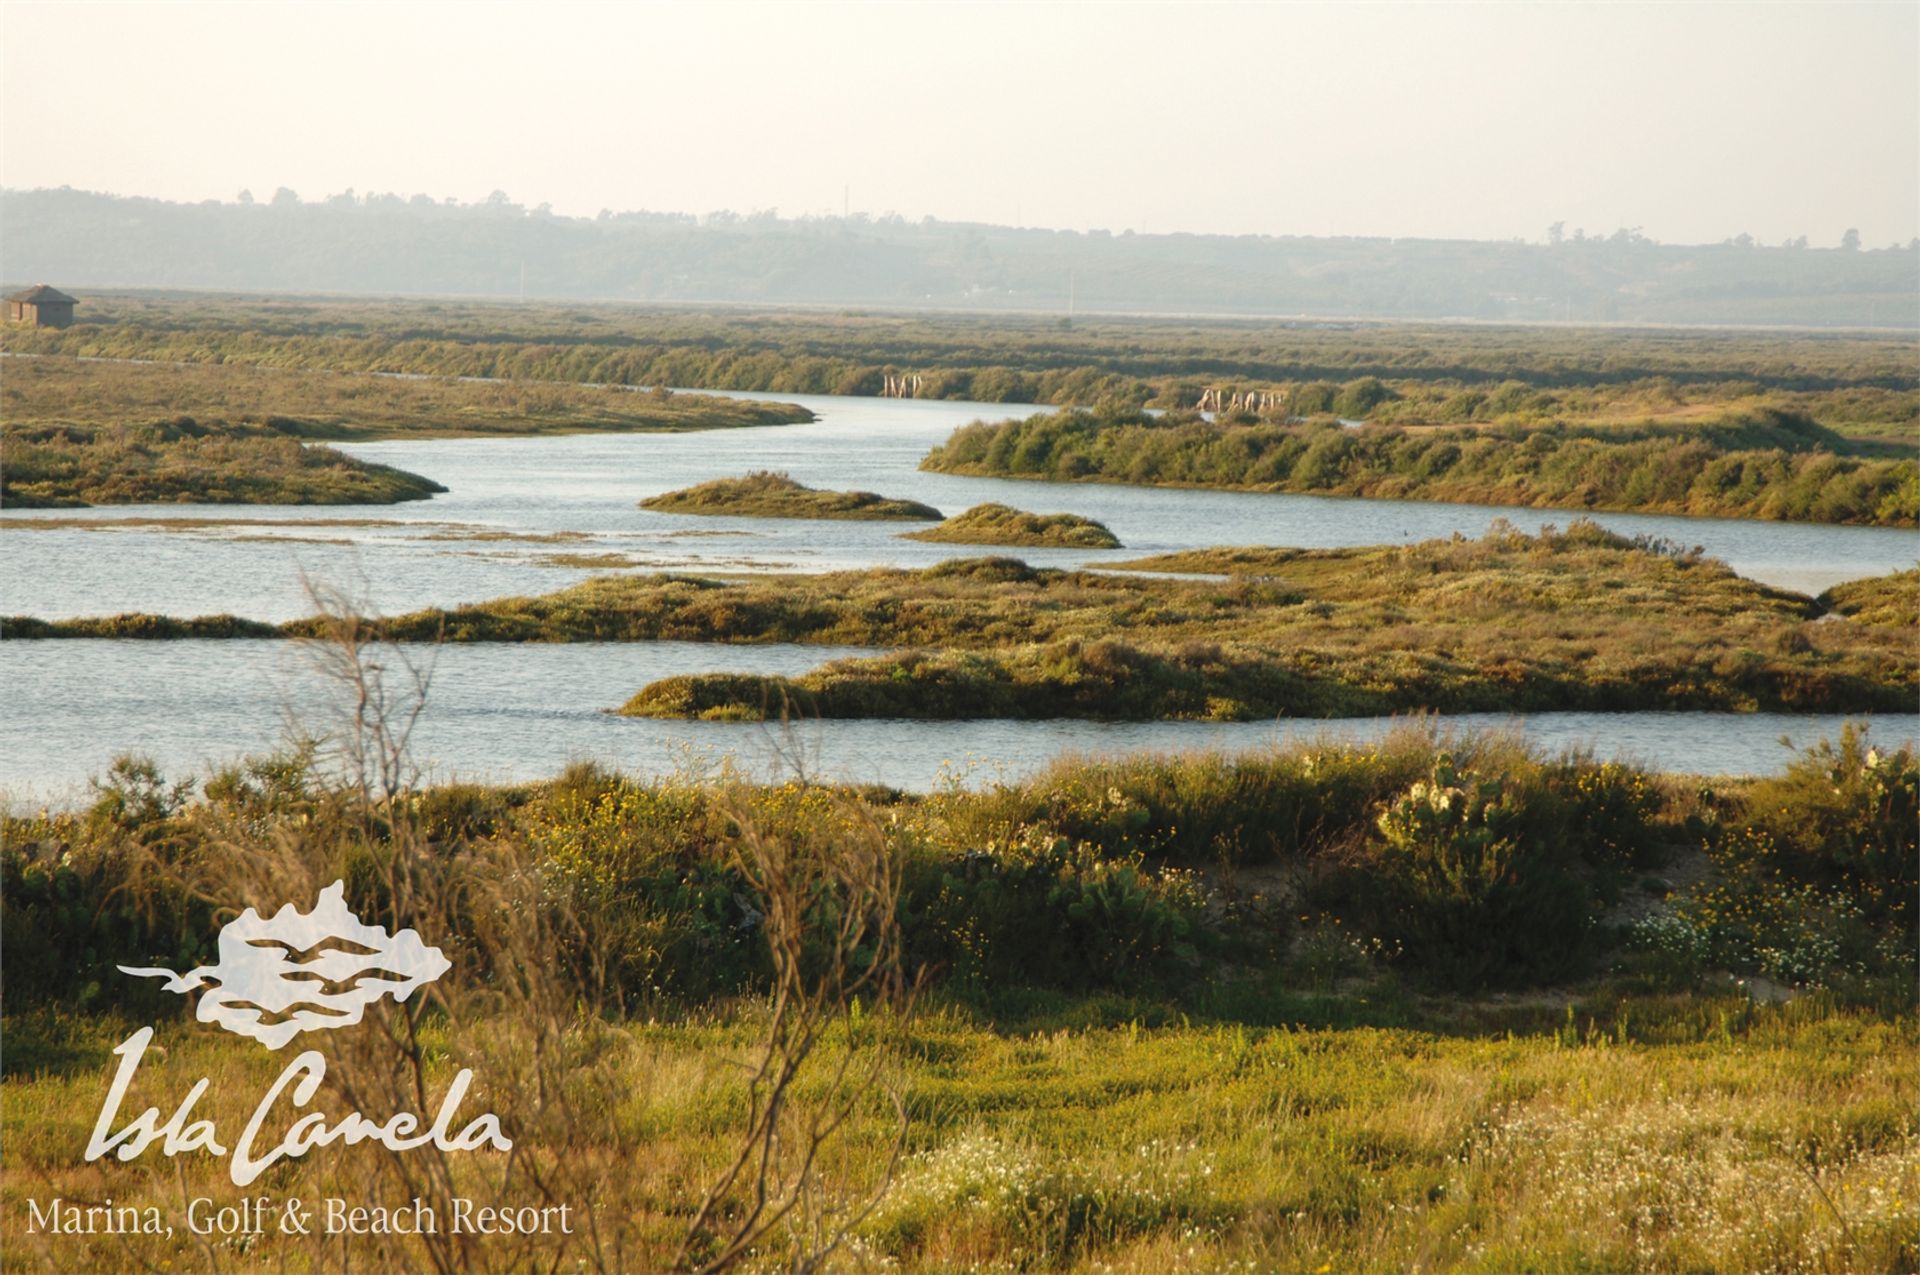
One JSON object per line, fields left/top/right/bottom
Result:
{"left": 4, "top": 187, "right": 1915, "bottom": 327}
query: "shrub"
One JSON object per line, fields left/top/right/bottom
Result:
{"left": 86, "top": 754, "right": 195, "bottom": 836}
{"left": 1551, "top": 758, "right": 1666, "bottom": 870}
{"left": 1677, "top": 726, "right": 1917, "bottom": 995}
{"left": 1739, "top": 726, "right": 1918, "bottom": 925}
{"left": 910, "top": 826, "right": 1206, "bottom": 993}
{"left": 1359, "top": 754, "right": 1596, "bottom": 988}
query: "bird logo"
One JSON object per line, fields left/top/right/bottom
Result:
{"left": 119, "top": 880, "right": 450, "bottom": 1050}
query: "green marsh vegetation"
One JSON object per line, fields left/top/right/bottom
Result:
{"left": 922, "top": 406, "right": 1919, "bottom": 528}
{"left": 639, "top": 470, "right": 942, "bottom": 520}
{"left": 900, "top": 502, "right": 1122, "bottom": 548}
{"left": 4, "top": 719, "right": 1915, "bottom": 1273}
{"left": 11, "top": 525, "right": 1913, "bottom": 715}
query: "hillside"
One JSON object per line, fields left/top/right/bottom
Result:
{"left": 5, "top": 187, "right": 1916, "bottom": 326}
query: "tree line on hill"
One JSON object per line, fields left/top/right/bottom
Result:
{"left": 5, "top": 186, "right": 1916, "bottom": 326}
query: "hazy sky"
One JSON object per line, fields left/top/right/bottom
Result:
{"left": 5, "top": 0, "right": 1916, "bottom": 246}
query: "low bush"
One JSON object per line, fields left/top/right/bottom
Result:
{"left": 1340, "top": 754, "right": 1599, "bottom": 988}
{"left": 1677, "top": 727, "right": 1917, "bottom": 1002}
{"left": 908, "top": 826, "right": 1207, "bottom": 993}
{"left": 3, "top": 727, "right": 1909, "bottom": 1006}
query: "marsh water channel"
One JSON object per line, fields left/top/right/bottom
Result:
{"left": 4, "top": 389, "right": 1916, "bottom": 802}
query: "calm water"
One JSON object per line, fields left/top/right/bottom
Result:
{"left": 4, "top": 640, "right": 1913, "bottom": 807}
{"left": 2, "top": 388, "right": 1915, "bottom": 797}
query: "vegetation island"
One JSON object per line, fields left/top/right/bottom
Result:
{"left": 606, "top": 527, "right": 1912, "bottom": 721}
{"left": 639, "top": 471, "right": 942, "bottom": 521}
{"left": 14, "top": 524, "right": 1913, "bottom": 722}
{"left": 901, "top": 502, "right": 1121, "bottom": 549}
{"left": 2, "top": 418, "right": 446, "bottom": 507}
{"left": 922, "top": 406, "right": 1919, "bottom": 529}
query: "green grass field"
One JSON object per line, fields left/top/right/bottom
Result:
{"left": 4, "top": 997, "right": 1915, "bottom": 1274}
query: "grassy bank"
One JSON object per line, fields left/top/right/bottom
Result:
{"left": 0, "top": 353, "right": 815, "bottom": 439}
{"left": 921, "top": 407, "right": 1920, "bottom": 528}
{"left": 901, "top": 502, "right": 1121, "bottom": 548}
{"left": 639, "top": 470, "right": 942, "bottom": 520}
{"left": 3, "top": 725, "right": 1914, "bottom": 1272}
{"left": 0, "top": 418, "right": 447, "bottom": 507}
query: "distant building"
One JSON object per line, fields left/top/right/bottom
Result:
{"left": 6, "top": 285, "right": 77, "bottom": 328}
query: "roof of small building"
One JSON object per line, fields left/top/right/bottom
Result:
{"left": 6, "top": 285, "right": 77, "bottom": 304}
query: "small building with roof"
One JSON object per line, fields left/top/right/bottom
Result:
{"left": 7, "top": 285, "right": 78, "bottom": 328}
